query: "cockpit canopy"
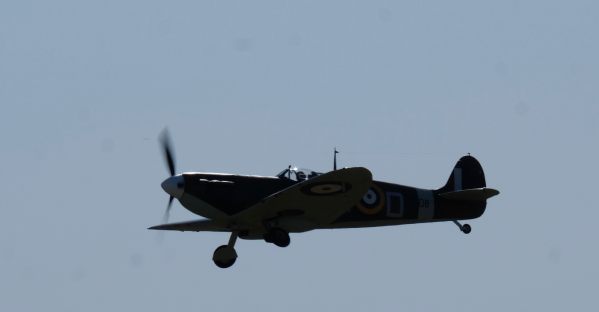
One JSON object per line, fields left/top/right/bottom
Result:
{"left": 276, "top": 167, "right": 323, "bottom": 182}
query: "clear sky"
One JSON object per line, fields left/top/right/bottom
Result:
{"left": 1, "top": 0, "right": 598, "bottom": 311}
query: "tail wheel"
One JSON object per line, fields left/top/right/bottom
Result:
{"left": 461, "top": 224, "right": 472, "bottom": 234}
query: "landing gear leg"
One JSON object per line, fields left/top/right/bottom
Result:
{"left": 213, "top": 231, "right": 238, "bottom": 268}
{"left": 453, "top": 221, "right": 471, "bottom": 234}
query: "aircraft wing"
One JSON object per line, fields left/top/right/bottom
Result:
{"left": 233, "top": 167, "right": 372, "bottom": 227}
{"left": 148, "top": 219, "right": 229, "bottom": 232}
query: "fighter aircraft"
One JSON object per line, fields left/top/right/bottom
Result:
{"left": 149, "top": 131, "right": 499, "bottom": 268}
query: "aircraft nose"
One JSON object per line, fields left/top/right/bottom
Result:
{"left": 161, "top": 175, "right": 184, "bottom": 198}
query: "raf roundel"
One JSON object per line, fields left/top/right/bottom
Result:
{"left": 357, "top": 184, "right": 385, "bottom": 215}
{"left": 310, "top": 183, "right": 344, "bottom": 194}
{"left": 362, "top": 189, "right": 378, "bottom": 205}
{"left": 300, "top": 182, "right": 352, "bottom": 196}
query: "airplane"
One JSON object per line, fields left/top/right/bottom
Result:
{"left": 149, "top": 131, "right": 500, "bottom": 268}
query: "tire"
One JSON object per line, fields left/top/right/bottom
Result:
{"left": 271, "top": 228, "right": 290, "bottom": 248}
{"left": 212, "top": 245, "right": 237, "bottom": 268}
{"left": 462, "top": 224, "right": 472, "bottom": 234}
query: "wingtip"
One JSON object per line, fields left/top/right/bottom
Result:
{"left": 485, "top": 187, "right": 500, "bottom": 197}
{"left": 346, "top": 166, "right": 372, "bottom": 177}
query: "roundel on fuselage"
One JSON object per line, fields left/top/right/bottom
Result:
{"left": 357, "top": 184, "right": 385, "bottom": 215}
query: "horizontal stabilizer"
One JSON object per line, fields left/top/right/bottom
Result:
{"left": 440, "top": 187, "right": 500, "bottom": 201}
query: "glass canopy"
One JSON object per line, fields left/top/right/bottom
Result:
{"left": 276, "top": 167, "right": 323, "bottom": 182}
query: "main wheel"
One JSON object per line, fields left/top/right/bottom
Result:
{"left": 212, "top": 245, "right": 237, "bottom": 268}
{"left": 461, "top": 224, "right": 472, "bottom": 234}
{"left": 263, "top": 232, "right": 273, "bottom": 243}
{"left": 270, "top": 228, "right": 290, "bottom": 248}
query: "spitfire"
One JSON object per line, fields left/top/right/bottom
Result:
{"left": 150, "top": 130, "right": 499, "bottom": 268}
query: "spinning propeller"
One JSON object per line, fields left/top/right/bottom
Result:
{"left": 159, "top": 129, "right": 184, "bottom": 223}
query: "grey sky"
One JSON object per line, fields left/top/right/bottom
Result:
{"left": 1, "top": 1, "right": 598, "bottom": 311}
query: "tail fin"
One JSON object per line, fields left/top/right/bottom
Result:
{"left": 438, "top": 155, "right": 486, "bottom": 193}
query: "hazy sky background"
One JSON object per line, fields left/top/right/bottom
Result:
{"left": 1, "top": 0, "right": 598, "bottom": 311}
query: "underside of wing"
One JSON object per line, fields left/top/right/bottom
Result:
{"left": 148, "top": 219, "right": 229, "bottom": 232}
{"left": 233, "top": 167, "right": 372, "bottom": 227}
